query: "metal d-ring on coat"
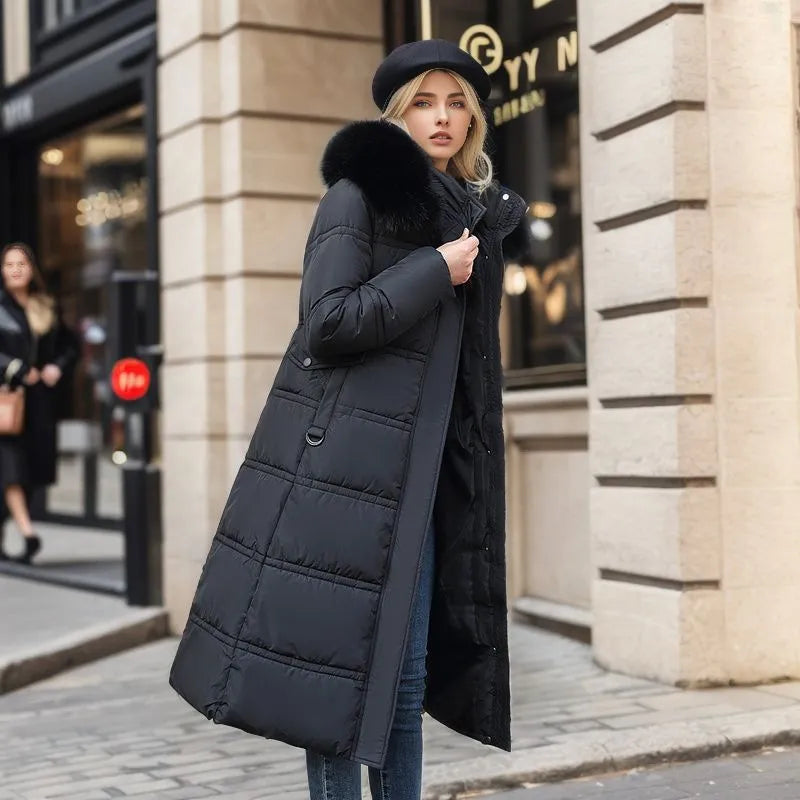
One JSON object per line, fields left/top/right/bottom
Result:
{"left": 169, "top": 119, "right": 528, "bottom": 769}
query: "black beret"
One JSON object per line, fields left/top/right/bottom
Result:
{"left": 372, "top": 38, "right": 491, "bottom": 111}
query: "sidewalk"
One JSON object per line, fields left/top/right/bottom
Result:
{"left": 3, "top": 622, "right": 800, "bottom": 799}
{"left": 0, "top": 521, "right": 125, "bottom": 594}
{"left": 0, "top": 565, "right": 167, "bottom": 694}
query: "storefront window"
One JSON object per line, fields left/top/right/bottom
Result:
{"left": 36, "top": 0, "right": 113, "bottom": 33}
{"left": 422, "top": 0, "right": 585, "bottom": 387}
{"left": 37, "top": 105, "right": 147, "bottom": 521}
{"left": 29, "top": 0, "right": 155, "bottom": 71}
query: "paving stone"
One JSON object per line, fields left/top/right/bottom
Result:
{"left": 117, "top": 779, "right": 182, "bottom": 796}
{"left": 490, "top": 749, "right": 800, "bottom": 798}
{"left": 601, "top": 703, "right": 747, "bottom": 729}
{"left": 756, "top": 682, "right": 800, "bottom": 701}
{"left": 5, "top": 623, "right": 800, "bottom": 799}
{"left": 555, "top": 720, "right": 605, "bottom": 734}
{"left": 31, "top": 791, "right": 114, "bottom": 800}
{"left": 637, "top": 688, "right": 793, "bottom": 713}
{"left": 157, "top": 788, "right": 220, "bottom": 799}
{"left": 159, "top": 786, "right": 222, "bottom": 800}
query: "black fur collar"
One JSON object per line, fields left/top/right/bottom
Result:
{"left": 321, "top": 120, "right": 439, "bottom": 236}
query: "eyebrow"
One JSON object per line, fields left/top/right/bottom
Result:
{"left": 414, "top": 91, "right": 466, "bottom": 98}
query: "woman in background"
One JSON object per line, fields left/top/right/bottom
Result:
{"left": 0, "top": 242, "right": 77, "bottom": 564}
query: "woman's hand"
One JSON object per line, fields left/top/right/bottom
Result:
{"left": 437, "top": 228, "right": 479, "bottom": 286}
{"left": 41, "top": 364, "right": 62, "bottom": 387}
{"left": 23, "top": 367, "right": 40, "bottom": 386}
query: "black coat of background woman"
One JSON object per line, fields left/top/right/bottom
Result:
{"left": 0, "top": 242, "right": 77, "bottom": 564}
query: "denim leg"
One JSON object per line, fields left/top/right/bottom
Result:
{"left": 305, "top": 749, "right": 361, "bottom": 800}
{"left": 305, "top": 520, "right": 435, "bottom": 800}
{"left": 368, "top": 519, "right": 435, "bottom": 800}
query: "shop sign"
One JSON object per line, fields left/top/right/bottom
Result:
{"left": 459, "top": 24, "right": 578, "bottom": 127}
{"left": 111, "top": 358, "right": 151, "bottom": 401}
{"left": 1, "top": 94, "right": 34, "bottom": 133}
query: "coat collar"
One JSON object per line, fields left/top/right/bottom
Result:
{"left": 321, "top": 120, "right": 440, "bottom": 237}
{"left": 429, "top": 167, "right": 487, "bottom": 241}
{"left": 320, "top": 119, "right": 527, "bottom": 240}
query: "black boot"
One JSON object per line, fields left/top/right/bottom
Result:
{"left": 15, "top": 534, "right": 41, "bottom": 565}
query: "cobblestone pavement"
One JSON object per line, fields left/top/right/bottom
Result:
{"left": 488, "top": 747, "right": 800, "bottom": 799}
{"left": 4, "top": 625, "right": 800, "bottom": 799}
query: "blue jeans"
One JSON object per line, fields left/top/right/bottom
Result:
{"left": 306, "top": 520, "right": 435, "bottom": 800}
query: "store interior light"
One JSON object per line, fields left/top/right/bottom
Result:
{"left": 112, "top": 450, "right": 127, "bottom": 465}
{"left": 530, "top": 218, "right": 553, "bottom": 241}
{"left": 83, "top": 322, "right": 106, "bottom": 345}
{"left": 504, "top": 264, "right": 528, "bottom": 296}
{"left": 75, "top": 180, "right": 146, "bottom": 227}
{"left": 530, "top": 201, "right": 557, "bottom": 219}
{"left": 40, "top": 148, "right": 64, "bottom": 166}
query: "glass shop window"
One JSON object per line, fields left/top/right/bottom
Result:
{"left": 35, "top": 0, "right": 111, "bottom": 34}
{"left": 424, "top": 0, "right": 585, "bottom": 387}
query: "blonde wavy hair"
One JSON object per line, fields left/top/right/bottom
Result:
{"left": 381, "top": 69, "right": 493, "bottom": 194}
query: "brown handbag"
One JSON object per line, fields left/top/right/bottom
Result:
{"left": 0, "top": 386, "right": 25, "bottom": 435}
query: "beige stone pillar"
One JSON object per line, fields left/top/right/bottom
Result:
{"left": 158, "top": 0, "right": 382, "bottom": 629}
{"left": 2, "top": 0, "right": 30, "bottom": 85}
{"left": 504, "top": 389, "right": 592, "bottom": 636}
{"left": 580, "top": 0, "right": 800, "bottom": 683}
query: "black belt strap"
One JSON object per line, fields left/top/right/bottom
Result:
{"left": 305, "top": 368, "right": 348, "bottom": 447}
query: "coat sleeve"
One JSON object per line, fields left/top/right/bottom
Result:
{"left": 0, "top": 351, "right": 29, "bottom": 387}
{"left": 50, "top": 320, "right": 79, "bottom": 373}
{"left": 300, "top": 180, "right": 454, "bottom": 360}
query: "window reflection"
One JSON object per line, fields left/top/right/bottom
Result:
{"left": 37, "top": 0, "right": 110, "bottom": 33}
{"left": 427, "top": 0, "right": 585, "bottom": 387}
{"left": 37, "top": 105, "right": 147, "bottom": 520}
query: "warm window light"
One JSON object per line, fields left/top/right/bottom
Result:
{"left": 74, "top": 180, "right": 146, "bottom": 227}
{"left": 530, "top": 218, "right": 553, "bottom": 241}
{"left": 533, "top": 0, "right": 555, "bottom": 7}
{"left": 530, "top": 201, "right": 557, "bottom": 219}
{"left": 41, "top": 148, "right": 64, "bottom": 166}
{"left": 504, "top": 264, "right": 528, "bottom": 296}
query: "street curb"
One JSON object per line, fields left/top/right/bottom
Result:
{"left": 423, "top": 705, "right": 800, "bottom": 799}
{"left": 0, "top": 608, "right": 169, "bottom": 694}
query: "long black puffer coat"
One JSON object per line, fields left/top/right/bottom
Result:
{"left": 169, "top": 120, "right": 527, "bottom": 768}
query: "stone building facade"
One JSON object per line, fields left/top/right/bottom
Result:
{"left": 159, "top": 0, "right": 800, "bottom": 685}
{"left": 156, "top": 0, "right": 385, "bottom": 627}
{"left": 2, "top": 0, "right": 799, "bottom": 686}
{"left": 582, "top": 0, "right": 800, "bottom": 684}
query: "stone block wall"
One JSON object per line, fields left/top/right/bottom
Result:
{"left": 581, "top": 0, "right": 800, "bottom": 684}
{"left": 158, "top": 0, "right": 382, "bottom": 628}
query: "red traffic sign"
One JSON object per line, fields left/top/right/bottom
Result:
{"left": 111, "top": 358, "right": 151, "bottom": 401}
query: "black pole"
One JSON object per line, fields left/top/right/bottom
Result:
{"left": 109, "top": 271, "right": 161, "bottom": 606}
{"left": 121, "top": 410, "right": 161, "bottom": 605}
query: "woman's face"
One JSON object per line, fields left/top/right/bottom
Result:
{"left": 2, "top": 249, "right": 33, "bottom": 292}
{"left": 401, "top": 70, "right": 472, "bottom": 172}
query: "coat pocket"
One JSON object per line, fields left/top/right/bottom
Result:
{"left": 287, "top": 339, "right": 366, "bottom": 372}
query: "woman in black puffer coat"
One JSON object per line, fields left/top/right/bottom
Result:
{"left": 169, "top": 39, "right": 527, "bottom": 800}
{"left": 0, "top": 242, "right": 77, "bottom": 564}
